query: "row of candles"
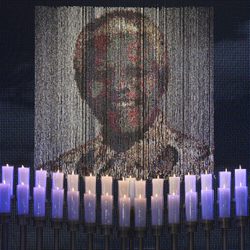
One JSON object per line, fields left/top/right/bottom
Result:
{"left": 0, "top": 165, "right": 248, "bottom": 228}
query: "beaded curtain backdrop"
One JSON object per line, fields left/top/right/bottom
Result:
{"left": 35, "top": 7, "right": 214, "bottom": 178}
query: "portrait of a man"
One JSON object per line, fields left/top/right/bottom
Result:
{"left": 35, "top": 7, "right": 214, "bottom": 178}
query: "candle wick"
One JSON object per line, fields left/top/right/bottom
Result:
{"left": 225, "top": 168, "right": 227, "bottom": 172}
{"left": 239, "top": 165, "right": 241, "bottom": 169}
{"left": 6, "top": 164, "right": 9, "bottom": 167}
{"left": 205, "top": 170, "right": 208, "bottom": 174}
{"left": 173, "top": 174, "right": 176, "bottom": 177}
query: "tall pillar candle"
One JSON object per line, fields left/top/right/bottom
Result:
{"left": 85, "top": 174, "right": 96, "bottom": 194}
{"left": 151, "top": 194, "right": 163, "bottom": 226}
{"left": 168, "top": 175, "right": 180, "bottom": 224}
{"left": 135, "top": 179, "right": 146, "bottom": 198}
{"left": 235, "top": 167, "right": 248, "bottom": 216}
{"left": 17, "top": 183, "right": 29, "bottom": 215}
{"left": 101, "top": 175, "right": 112, "bottom": 195}
{"left": 33, "top": 185, "right": 46, "bottom": 217}
{"left": 152, "top": 176, "right": 164, "bottom": 197}
{"left": 18, "top": 166, "right": 30, "bottom": 186}
{"left": 134, "top": 195, "right": 146, "bottom": 227}
{"left": 218, "top": 169, "right": 231, "bottom": 218}
{"left": 127, "top": 176, "right": 136, "bottom": 206}
{"left": 67, "top": 172, "right": 79, "bottom": 191}
{"left": 118, "top": 179, "right": 129, "bottom": 197}
{"left": 201, "top": 172, "right": 214, "bottom": 220}
{"left": 0, "top": 181, "right": 11, "bottom": 213}
{"left": 101, "top": 193, "right": 113, "bottom": 225}
{"left": 35, "top": 168, "right": 47, "bottom": 189}
{"left": 52, "top": 188, "right": 64, "bottom": 219}
{"left": 119, "top": 195, "right": 131, "bottom": 227}
{"left": 52, "top": 171, "right": 64, "bottom": 189}
{"left": 185, "top": 174, "right": 197, "bottom": 222}
{"left": 67, "top": 189, "right": 79, "bottom": 221}
{"left": 2, "top": 164, "right": 14, "bottom": 196}
{"left": 84, "top": 191, "right": 96, "bottom": 223}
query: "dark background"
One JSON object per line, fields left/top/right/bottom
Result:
{"left": 0, "top": 0, "right": 249, "bottom": 249}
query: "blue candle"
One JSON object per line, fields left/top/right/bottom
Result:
{"left": 0, "top": 181, "right": 11, "bottom": 213}
{"left": 33, "top": 185, "right": 46, "bottom": 217}
{"left": 52, "top": 188, "right": 64, "bottom": 219}
{"left": 67, "top": 189, "right": 79, "bottom": 221}
{"left": 218, "top": 169, "right": 231, "bottom": 218}
{"left": 17, "top": 183, "right": 29, "bottom": 215}
{"left": 235, "top": 167, "right": 248, "bottom": 216}
{"left": 2, "top": 164, "right": 14, "bottom": 196}
{"left": 201, "top": 189, "right": 214, "bottom": 220}
{"left": 235, "top": 186, "right": 248, "bottom": 216}
{"left": 84, "top": 191, "right": 96, "bottom": 223}
{"left": 218, "top": 187, "right": 230, "bottom": 218}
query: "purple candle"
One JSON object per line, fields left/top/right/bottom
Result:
{"left": 218, "top": 187, "right": 231, "bottom": 218}
{"left": 33, "top": 185, "right": 46, "bottom": 217}
{"left": 0, "top": 181, "right": 11, "bottom": 213}
{"left": 52, "top": 188, "right": 64, "bottom": 219}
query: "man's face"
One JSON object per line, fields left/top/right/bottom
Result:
{"left": 84, "top": 27, "right": 165, "bottom": 134}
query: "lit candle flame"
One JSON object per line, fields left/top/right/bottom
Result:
{"left": 88, "top": 190, "right": 91, "bottom": 194}
{"left": 239, "top": 165, "right": 242, "bottom": 169}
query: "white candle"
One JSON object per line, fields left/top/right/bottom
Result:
{"left": 126, "top": 176, "right": 136, "bottom": 206}
{"left": 2, "top": 164, "right": 14, "bottom": 196}
{"left": 33, "top": 185, "right": 46, "bottom": 217}
{"left": 52, "top": 188, "right": 64, "bottom": 219}
{"left": 101, "top": 194, "right": 113, "bottom": 225}
{"left": 17, "top": 183, "right": 29, "bottom": 215}
{"left": 135, "top": 179, "right": 146, "bottom": 198}
{"left": 101, "top": 175, "right": 113, "bottom": 195}
{"left": 119, "top": 195, "right": 131, "bottom": 227}
{"left": 35, "top": 168, "right": 47, "bottom": 189}
{"left": 185, "top": 173, "right": 196, "bottom": 193}
{"left": 219, "top": 169, "right": 231, "bottom": 189}
{"left": 118, "top": 179, "right": 129, "bottom": 197}
{"left": 0, "top": 181, "right": 11, "bottom": 213}
{"left": 185, "top": 191, "right": 198, "bottom": 222}
{"left": 152, "top": 176, "right": 164, "bottom": 197}
{"left": 168, "top": 193, "right": 180, "bottom": 224}
{"left": 134, "top": 195, "right": 146, "bottom": 227}
{"left": 201, "top": 173, "right": 212, "bottom": 190}
{"left": 169, "top": 175, "right": 180, "bottom": 195}
{"left": 235, "top": 166, "right": 246, "bottom": 187}
{"left": 18, "top": 165, "right": 30, "bottom": 185}
{"left": 84, "top": 191, "right": 96, "bottom": 223}
{"left": 85, "top": 174, "right": 96, "bottom": 194}
{"left": 67, "top": 189, "right": 79, "bottom": 221}
{"left": 67, "top": 172, "right": 79, "bottom": 191}
{"left": 52, "top": 171, "right": 64, "bottom": 189}
{"left": 151, "top": 194, "right": 163, "bottom": 226}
